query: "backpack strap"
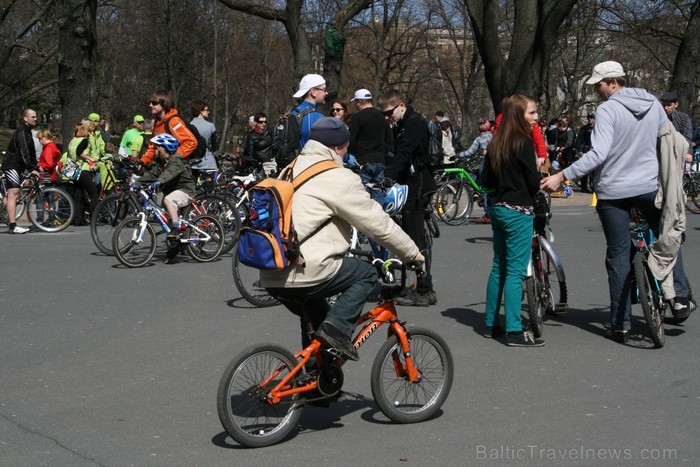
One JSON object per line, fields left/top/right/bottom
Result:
{"left": 289, "top": 159, "right": 339, "bottom": 247}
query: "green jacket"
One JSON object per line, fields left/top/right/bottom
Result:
{"left": 137, "top": 154, "right": 195, "bottom": 197}
{"left": 89, "top": 130, "right": 105, "bottom": 159}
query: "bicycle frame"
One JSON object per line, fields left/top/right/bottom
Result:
{"left": 134, "top": 189, "right": 212, "bottom": 244}
{"left": 442, "top": 167, "right": 491, "bottom": 195}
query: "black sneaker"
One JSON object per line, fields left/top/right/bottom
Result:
{"left": 483, "top": 323, "right": 504, "bottom": 338}
{"left": 672, "top": 297, "right": 696, "bottom": 320}
{"left": 427, "top": 290, "right": 437, "bottom": 305}
{"left": 314, "top": 322, "right": 359, "bottom": 361}
{"left": 505, "top": 331, "right": 545, "bottom": 347}
{"left": 604, "top": 329, "right": 629, "bottom": 343}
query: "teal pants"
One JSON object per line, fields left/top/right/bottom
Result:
{"left": 484, "top": 205, "right": 533, "bottom": 333}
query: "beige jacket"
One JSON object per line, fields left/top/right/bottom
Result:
{"left": 648, "top": 121, "right": 688, "bottom": 297}
{"left": 261, "top": 140, "right": 421, "bottom": 288}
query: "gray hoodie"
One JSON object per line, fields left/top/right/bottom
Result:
{"left": 563, "top": 88, "right": 667, "bottom": 200}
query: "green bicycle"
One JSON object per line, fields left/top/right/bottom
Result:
{"left": 434, "top": 165, "right": 492, "bottom": 225}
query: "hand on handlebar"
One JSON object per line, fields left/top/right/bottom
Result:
{"left": 406, "top": 252, "right": 426, "bottom": 273}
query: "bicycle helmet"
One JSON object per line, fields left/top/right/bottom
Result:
{"left": 150, "top": 133, "right": 179, "bottom": 153}
{"left": 381, "top": 184, "right": 408, "bottom": 216}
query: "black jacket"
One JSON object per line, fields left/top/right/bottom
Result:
{"left": 244, "top": 129, "right": 274, "bottom": 163}
{"left": 2, "top": 122, "right": 37, "bottom": 172}
{"left": 385, "top": 106, "right": 437, "bottom": 199}
{"left": 482, "top": 139, "right": 540, "bottom": 207}
{"left": 348, "top": 107, "right": 391, "bottom": 165}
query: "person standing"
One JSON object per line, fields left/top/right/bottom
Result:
{"left": 574, "top": 113, "right": 595, "bottom": 193}
{"left": 140, "top": 90, "right": 197, "bottom": 165}
{"left": 37, "top": 129, "right": 62, "bottom": 183}
{"left": 2, "top": 109, "right": 38, "bottom": 234}
{"left": 244, "top": 112, "right": 276, "bottom": 176}
{"left": 540, "top": 61, "right": 686, "bottom": 342}
{"left": 481, "top": 95, "right": 543, "bottom": 347}
{"left": 189, "top": 101, "right": 218, "bottom": 173}
{"left": 290, "top": 74, "right": 327, "bottom": 147}
{"left": 348, "top": 88, "right": 391, "bottom": 201}
{"left": 87, "top": 113, "right": 106, "bottom": 160}
{"left": 118, "top": 115, "right": 145, "bottom": 157}
{"left": 380, "top": 89, "right": 437, "bottom": 306}
{"left": 329, "top": 99, "right": 351, "bottom": 125}
{"left": 660, "top": 91, "right": 695, "bottom": 163}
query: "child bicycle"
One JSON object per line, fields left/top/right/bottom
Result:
{"left": 217, "top": 251, "right": 454, "bottom": 448}
{"left": 112, "top": 186, "right": 224, "bottom": 267}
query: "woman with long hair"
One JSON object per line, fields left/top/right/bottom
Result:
{"left": 329, "top": 99, "right": 351, "bottom": 125}
{"left": 481, "top": 94, "right": 544, "bottom": 347}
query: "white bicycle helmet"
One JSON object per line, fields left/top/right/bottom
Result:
{"left": 381, "top": 183, "right": 408, "bottom": 216}
{"left": 150, "top": 133, "right": 179, "bottom": 153}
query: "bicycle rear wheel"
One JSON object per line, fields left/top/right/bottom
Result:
{"left": 185, "top": 214, "right": 224, "bottom": 262}
{"left": 370, "top": 327, "right": 453, "bottom": 423}
{"left": 540, "top": 237, "right": 568, "bottom": 314}
{"left": 27, "top": 186, "right": 75, "bottom": 232}
{"left": 435, "top": 180, "right": 472, "bottom": 225}
{"left": 91, "top": 193, "right": 139, "bottom": 255}
{"left": 217, "top": 344, "right": 302, "bottom": 448}
{"left": 186, "top": 193, "right": 241, "bottom": 255}
{"left": 634, "top": 252, "right": 665, "bottom": 348}
{"left": 232, "top": 248, "right": 280, "bottom": 307}
{"left": 112, "top": 216, "right": 157, "bottom": 268}
{"left": 525, "top": 274, "right": 546, "bottom": 338}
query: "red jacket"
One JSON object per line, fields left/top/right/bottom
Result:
{"left": 140, "top": 109, "right": 196, "bottom": 164}
{"left": 38, "top": 141, "right": 62, "bottom": 182}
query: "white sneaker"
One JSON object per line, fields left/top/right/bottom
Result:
{"left": 9, "top": 225, "right": 29, "bottom": 234}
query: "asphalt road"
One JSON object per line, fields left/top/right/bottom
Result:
{"left": 2, "top": 204, "right": 699, "bottom": 466}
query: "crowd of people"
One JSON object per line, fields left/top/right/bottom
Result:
{"left": 3, "top": 59, "right": 697, "bottom": 353}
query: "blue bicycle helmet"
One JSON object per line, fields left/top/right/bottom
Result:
{"left": 150, "top": 133, "right": 179, "bottom": 153}
{"left": 381, "top": 184, "right": 408, "bottom": 216}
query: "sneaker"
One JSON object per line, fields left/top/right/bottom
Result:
{"left": 314, "top": 322, "right": 359, "bottom": 361}
{"left": 395, "top": 289, "right": 430, "bottom": 307}
{"left": 427, "top": 290, "right": 437, "bottom": 305}
{"left": 505, "top": 331, "right": 545, "bottom": 347}
{"left": 604, "top": 329, "right": 629, "bottom": 343}
{"left": 473, "top": 216, "right": 491, "bottom": 224}
{"left": 9, "top": 225, "right": 29, "bottom": 234}
{"left": 672, "top": 297, "right": 697, "bottom": 320}
{"left": 163, "top": 248, "right": 179, "bottom": 264}
{"left": 483, "top": 323, "right": 504, "bottom": 338}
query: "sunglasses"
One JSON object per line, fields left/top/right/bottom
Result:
{"left": 332, "top": 108, "right": 344, "bottom": 112}
{"left": 149, "top": 100, "right": 160, "bottom": 105}
{"left": 257, "top": 120, "right": 267, "bottom": 124}
{"left": 382, "top": 105, "right": 398, "bottom": 117}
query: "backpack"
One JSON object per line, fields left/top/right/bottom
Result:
{"left": 237, "top": 159, "right": 338, "bottom": 271}
{"left": 426, "top": 119, "right": 444, "bottom": 170}
{"left": 271, "top": 108, "right": 314, "bottom": 167}
{"left": 163, "top": 116, "right": 207, "bottom": 162}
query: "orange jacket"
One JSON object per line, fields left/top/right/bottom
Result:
{"left": 140, "top": 109, "right": 196, "bottom": 164}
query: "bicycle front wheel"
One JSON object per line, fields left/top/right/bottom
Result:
{"left": 217, "top": 344, "right": 302, "bottom": 448}
{"left": 91, "top": 193, "right": 139, "bottom": 255}
{"left": 27, "top": 186, "right": 75, "bottom": 232}
{"left": 112, "top": 216, "right": 157, "bottom": 268}
{"left": 232, "top": 248, "right": 280, "bottom": 307}
{"left": 185, "top": 193, "right": 241, "bottom": 255}
{"left": 186, "top": 214, "right": 224, "bottom": 262}
{"left": 525, "top": 275, "right": 545, "bottom": 338}
{"left": 435, "top": 180, "right": 473, "bottom": 225}
{"left": 371, "top": 327, "right": 453, "bottom": 423}
{"left": 634, "top": 252, "right": 665, "bottom": 348}
{"left": 540, "top": 237, "right": 568, "bottom": 314}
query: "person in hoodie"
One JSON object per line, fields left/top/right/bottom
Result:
{"left": 541, "top": 61, "right": 691, "bottom": 343}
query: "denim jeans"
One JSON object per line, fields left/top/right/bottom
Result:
{"left": 484, "top": 206, "right": 533, "bottom": 333}
{"left": 267, "top": 257, "right": 377, "bottom": 346}
{"left": 359, "top": 162, "right": 385, "bottom": 203}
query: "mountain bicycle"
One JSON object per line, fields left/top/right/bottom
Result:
{"left": 434, "top": 165, "right": 492, "bottom": 225}
{"left": 524, "top": 192, "right": 568, "bottom": 338}
{"left": 682, "top": 162, "right": 700, "bottom": 214}
{"left": 217, "top": 251, "right": 453, "bottom": 448}
{"left": 112, "top": 187, "right": 224, "bottom": 267}
{"left": 1, "top": 171, "right": 75, "bottom": 232}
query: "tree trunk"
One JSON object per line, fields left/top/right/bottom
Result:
{"left": 57, "top": 0, "right": 98, "bottom": 141}
{"left": 465, "top": 0, "right": 576, "bottom": 114}
{"left": 669, "top": 0, "right": 700, "bottom": 118}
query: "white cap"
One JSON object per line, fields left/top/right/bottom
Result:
{"left": 293, "top": 74, "right": 326, "bottom": 98}
{"left": 351, "top": 88, "right": 372, "bottom": 101}
{"left": 585, "top": 61, "right": 625, "bottom": 85}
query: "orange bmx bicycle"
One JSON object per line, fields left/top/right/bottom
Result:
{"left": 216, "top": 252, "right": 454, "bottom": 448}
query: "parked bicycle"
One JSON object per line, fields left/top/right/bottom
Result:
{"left": 434, "top": 162, "right": 492, "bottom": 225}
{"left": 1, "top": 171, "right": 75, "bottom": 232}
{"left": 217, "top": 251, "right": 453, "bottom": 448}
{"left": 112, "top": 186, "right": 224, "bottom": 267}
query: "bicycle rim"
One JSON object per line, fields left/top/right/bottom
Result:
{"left": 113, "top": 217, "right": 157, "bottom": 268}
{"left": 27, "top": 187, "right": 75, "bottom": 232}
{"left": 186, "top": 214, "right": 224, "bottom": 262}
{"left": 370, "top": 328, "right": 453, "bottom": 423}
{"left": 216, "top": 345, "right": 301, "bottom": 448}
{"left": 634, "top": 253, "right": 665, "bottom": 348}
{"left": 232, "top": 249, "right": 280, "bottom": 307}
{"left": 525, "top": 276, "right": 545, "bottom": 338}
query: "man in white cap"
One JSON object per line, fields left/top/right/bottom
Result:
{"left": 291, "top": 73, "right": 328, "bottom": 147}
{"left": 541, "top": 60, "right": 693, "bottom": 342}
{"left": 348, "top": 88, "right": 392, "bottom": 201}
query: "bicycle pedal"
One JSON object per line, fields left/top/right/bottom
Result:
{"left": 322, "top": 348, "right": 343, "bottom": 360}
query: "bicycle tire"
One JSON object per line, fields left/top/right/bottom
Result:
{"left": 684, "top": 175, "right": 700, "bottom": 214}
{"left": 370, "top": 326, "right": 453, "bottom": 423}
{"left": 186, "top": 193, "right": 241, "bottom": 255}
{"left": 540, "top": 237, "right": 568, "bottom": 314}
{"left": 26, "top": 186, "right": 75, "bottom": 232}
{"left": 525, "top": 275, "right": 545, "bottom": 338}
{"left": 634, "top": 252, "right": 665, "bottom": 348}
{"left": 185, "top": 214, "right": 224, "bottom": 262}
{"left": 232, "top": 248, "right": 280, "bottom": 307}
{"left": 216, "top": 344, "right": 302, "bottom": 448}
{"left": 112, "top": 216, "right": 157, "bottom": 268}
{"left": 435, "top": 180, "right": 472, "bottom": 225}
{"left": 91, "top": 193, "right": 139, "bottom": 255}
